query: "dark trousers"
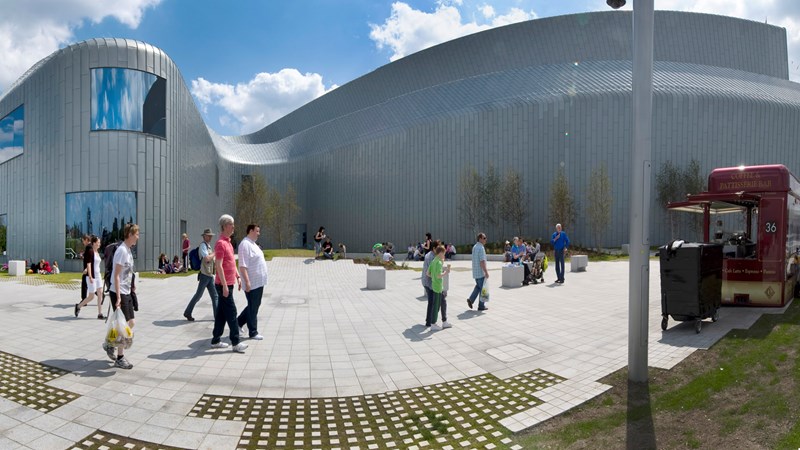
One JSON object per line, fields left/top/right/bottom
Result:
{"left": 425, "top": 286, "right": 447, "bottom": 325}
{"left": 185, "top": 273, "right": 219, "bottom": 318}
{"left": 212, "top": 284, "right": 240, "bottom": 346}
{"left": 555, "top": 248, "right": 565, "bottom": 282}
{"left": 237, "top": 286, "right": 263, "bottom": 337}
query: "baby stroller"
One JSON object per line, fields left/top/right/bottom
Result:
{"left": 529, "top": 252, "right": 547, "bottom": 284}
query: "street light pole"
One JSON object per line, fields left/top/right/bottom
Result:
{"left": 628, "top": 0, "right": 654, "bottom": 383}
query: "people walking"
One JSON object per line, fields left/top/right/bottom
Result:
{"left": 184, "top": 228, "right": 218, "bottom": 321}
{"left": 237, "top": 224, "right": 268, "bottom": 340}
{"left": 551, "top": 223, "right": 570, "bottom": 284}
{"left": 211, "top": 214, "right": 248, "bottom": 353}
{"left": 75, "top": 235, "right": 104, "bottom": 319}
{"left": 467, "top": 232, "right": 490, "bottom": 311}
{"left": 104, "top": 223, "right": 139, "bottom": 369}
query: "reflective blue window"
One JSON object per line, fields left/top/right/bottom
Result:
{"left": 65, "top": 191, "right": 137, "bottom": 257}
{"left": 91, "top": 68, "right": 166, "bottom": 138}
{"left": 0, "top": 105, "right": 24, "bottom": 165}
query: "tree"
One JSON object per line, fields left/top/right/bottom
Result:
{"left": 549, "top": 167, "right": 577, "bottom": 233}
{"left": 500, "top": 170, "right": 528, "bottom": 237}
{"left": 682, "top": 159, "right": 706, "bottom": 240}
{"left": 586, "top": 163, "right": 612, "bottom": 250}
{"left": 266, "top": 183, "right": 301, "bottom": 248}
{"left": 656, "top": 160, "right": 685, "bottom": 239}
{"left": 235, "top": 173, "right": 271, "bottom": 234}
{"left": 482, "top": 163, "right": 501, "bottom": 233}
{"left": 457, "top": 166, "right": 483, "bottom": 233}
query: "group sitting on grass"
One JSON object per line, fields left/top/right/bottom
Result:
{"left": 156, "top": 254, "right": 183, "bottom": 274}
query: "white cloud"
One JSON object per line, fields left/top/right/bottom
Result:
{"left": 369, "top": 1, "right": 536, "bottom": 62}
{"left": 0, "top": 0, "right": 161, "bottom": 93}
{"left": 191, "top": 69, "right": 337, "bottom": 135}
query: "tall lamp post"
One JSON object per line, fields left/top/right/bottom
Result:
{"left": 607, "top": 0, "right": 654, "bottom": 383}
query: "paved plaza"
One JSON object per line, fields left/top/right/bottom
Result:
{"left": 0, "top": 257, "right": 789, "bottom": 449}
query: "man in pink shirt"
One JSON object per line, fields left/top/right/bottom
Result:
{"left": 211, "top": 214, "right": 248, "bottom": 353}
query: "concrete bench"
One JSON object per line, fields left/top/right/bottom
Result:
{"left": 8, "top": 260, "right": 26, "bottom": 276}
{"left": 570, "top": 255, "right": 589, "bottom": 272}
{"left": 366, "top": 266, "right": 386, "bottom": 290}
{"left": 501, "top": 264, "right": 524, "bottom": 288}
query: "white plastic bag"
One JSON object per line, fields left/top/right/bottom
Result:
{"left": 105, "top": 308, "right": 134, "bottom": 349}
{"left": 480, "top": 286, "right": 490, "bottom": 303}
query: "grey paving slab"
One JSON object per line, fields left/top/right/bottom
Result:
{"left": 0, "top": 258, "right": 791, "bottom": 448}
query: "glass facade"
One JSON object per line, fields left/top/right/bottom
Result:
{"left": 0, "top": 105, "right": 24, "bottom": 165}
{"left": 0, "top": 214, "right": 6, "bottom": 255}
{"left": 65, "top": 191, "right": 137, "bottom": 256}
{"left": 91, "top": 68, "right": 166, "bottom": 138}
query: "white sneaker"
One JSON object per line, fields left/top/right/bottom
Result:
{"left": 442, "top": 321, "right": 452, "bottom": 329}
{"left": 250, "top": 334, "right": 264, "bottom": 340}
{"left": 430, "top": 324, "right": 442, "bottom": 331}
{"left": 233, "top": 342, "right": 248, "bottom": 353}
{"left": 211, "top": 342, "right": 229, "bottom": 349}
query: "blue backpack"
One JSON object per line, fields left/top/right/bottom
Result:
{"left": 188, "top": 246, "right": 201, "bottom": 271}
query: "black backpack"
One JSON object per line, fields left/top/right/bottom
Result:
{"left": 103, "top": 242, "right": 120, "bottom": 292}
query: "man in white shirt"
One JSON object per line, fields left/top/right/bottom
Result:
{"left": 237, "top": 224, "right": 268, "bottom": 340}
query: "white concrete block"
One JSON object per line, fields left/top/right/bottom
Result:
{"left": 8, "top": 260, "right": 26, "bottom": 276}
{"left": 366, "top": 267, "right": 386, "bottom": 290}
{"left": 570, "top": 255, "right": 588, "bottom": 272}
{"left": 501, "top": 264, "right": 524, "bottom": 288}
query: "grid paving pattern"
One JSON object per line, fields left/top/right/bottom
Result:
{"left": 0, "top": 350, "right": 79, "bottom": 412}
{"left": 190, "top": 369, "right": 563, "bottom": 449}
{"left": 70, "top": 430, "right": 186, "bottom": 450}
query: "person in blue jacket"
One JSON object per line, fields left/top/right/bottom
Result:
{"left": 550, "top": 223, "right": 570, "bottom": 284}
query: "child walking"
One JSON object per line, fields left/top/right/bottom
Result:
{"left": 427, "top": 245, "right": 452, "bottom": 331}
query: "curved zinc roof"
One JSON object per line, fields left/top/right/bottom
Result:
{"left": 213, "top": 60, "right": 800, "bottom": 164}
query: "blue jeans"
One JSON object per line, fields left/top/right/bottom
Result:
{"left": 185, "top": 273, "right": 218, "bottom": 318}
{"left": 555, "top": 248, "right": 565, "bottom": 282}
{"left": 212, "top": 284, "right": 241, "bottom": 346}
{"left": 237, "top": 286, "right": 263, "bottom": 337}
{"left": 425, "top": 286, "right": 448, "bottom": 325}
{"left": 468, "top": 277, "right": 486, "bottom": 309}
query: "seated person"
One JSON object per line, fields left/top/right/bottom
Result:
{"left": 31, "top": 261, "right": 40, "bottom": 273}
{"left": 382, "top": 250, "right": 394, "bottom": 263}
{"left": 445, "top": 243, "right": 456, "bottom": 260}
{"left": 372, "top": 243, "right": 384, "bottom": 258}
{"left": 52, "top": 261, "right": 60, "bottom": 274}
{"left": 510, "top": 237, "right": 526, "bottom": 263}
{"left": 38, "top": 259, "right": 52, "bottom": 274}
{"left": 406, "top": 244, "right": 415, "bottom": 261}
{"left": 171, "top": 255, "right": 183, "bottom": 273}
{"left": 322, "top": 239, "right": 334, "bottom": 259}
{"left": 157, "top": 253, "right": 168, "bottom": 271}
{"left": 413, "top": 246, "right": 423, "bottom": 261}
{"left": 337, "top": 243, "right": 347, "bottom": 259}
{"left": 503, "top": 241, "right": 512, "bottom": 262}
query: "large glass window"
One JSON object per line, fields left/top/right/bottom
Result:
{"left": 0, "top": 214, "right": 7, "bottom": 255}
{"left": 0, "top": 105, "right": 23, "bottom": 165}
{"left": 91, "top": 68, "right": 166, "bottom": 138}
{"left": 65, "top": 191, "right": 137, "bottom": 257}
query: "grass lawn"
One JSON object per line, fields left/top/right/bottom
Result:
{"left": 1, "top": 272, "right": 81, "bottom": 284}
{"left": 262, "top": 248, "right": 314, "bottom": 260}
{"left": 138, "top": 270, "right": 196, "bottom": 279}
{"left": 513, "top": 299, "right": 800, "bottom": 449}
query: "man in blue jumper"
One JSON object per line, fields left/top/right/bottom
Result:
{"left": 551, "top": 223, "right": 570, "bottom": 284}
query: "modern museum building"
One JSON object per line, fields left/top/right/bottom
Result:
{"left": 2, "top": 10, "right": 800, "bottom": 271}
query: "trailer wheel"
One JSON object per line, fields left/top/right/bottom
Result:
{"left": 661, "top": 317, "right": 668, "bottom": 331}
{"left": 712, "top": 309, "right": 719, "bottom": 322}
{"left": 695, "top": 320, "right": 702, "bottom": 334}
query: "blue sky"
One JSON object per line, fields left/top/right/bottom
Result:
{"left": 2, "top": 0, "right": 800, "bottom": 136}
{"left": 0, "top": 104, "right": 23, "bottom": 165}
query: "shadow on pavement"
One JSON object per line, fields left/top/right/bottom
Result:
{"left": 402, "top": 324, "right": 432, "bottom": 342}
{"left": 152, "top": 319, "right": 201, "bottom": 327}
{"left": 40, "top": 358, "right": 116, "bottom": 378}
{"left": 147, "top": 339, "right": 214, "bottom": 360}
{"left": 455, "top": 310, "right": 484, "bottom": 320}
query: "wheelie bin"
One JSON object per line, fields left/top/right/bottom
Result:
{"left": 659, "top": 241, "right": 723, "bottom": 333}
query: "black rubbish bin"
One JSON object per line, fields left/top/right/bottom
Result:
{"left": 659, "top": 242, "right": 723, "bottom": 333}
